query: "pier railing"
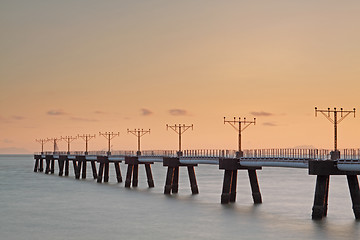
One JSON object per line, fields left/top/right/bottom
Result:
{"left": 35, "top": 148, "right": 360, "bottom": 161}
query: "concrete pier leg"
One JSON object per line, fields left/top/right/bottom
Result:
{"left": 323, "top": 176, "right": 330, "bottom": 217}
{"left": 164, "top": 167, "right": 174, "bottom": 194}
{"left": 50, "top": 159, "right": 55, "bottom": 174}
{"left": 145, "top": 164, "right": 154, "bottom": 188}
{"left": 230, "top": 170, "right": 237, "bottom": 202}
{"left": 248, "top": 169, "right": 262, "bottom": 204}
{"left": 347, "top": 175, "right": 360, "bottom": 219}
{"left": 187, "top": 166, "right": 199, "bottom": 194}
{"left": 125, "top": 164, "right": 133, "bottom": 188}
{"left": 104, "top": 162, "right": 109, "bottom": 183}
{"left": 34, "top": 159, "right": 39, "bottom": 172}
{"left": 91, "top": 161, "right": 97, "bottom": 179}
{"left": 45, "top": 159, "right": 50, "bottom": 174}
{"left": 58, "top": 160, "right": 64, "bottom": 176}
{"left": 75, "top": 161, "right": 81, "bottom": 179}
{"left": 132, "top": 164, "right": 138, "bottom": 187}
{"left": 172, "top": 167, "right": 179, "bottom": 194}
{"left": 97, "top": 162, "right": 104, "bottom": 183}
{"left": 81, "top": 161, "right": 87, "bottom": 179}
{"left": 65, "top": 160, "right": 69, "bottom": 176}
{"left": 221, "top": 170, "right": 232, "bottom": 204}
{"left": 312, "top": 175, "right": 329, "bottom": 220}
{"left": 73, "top": 161, "right": 78, "bottom": 178}
{"left": 39, "top": 159, "right": 44, "bottom": 172}
{"left": 114, "top": 162, "right": 122, "bottom": 183}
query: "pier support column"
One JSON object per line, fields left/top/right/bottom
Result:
{"left": 172, "top": 167, "right": 179, "bottom": 193}
{"left": 58, "top": 156, "right": 66, "bottom": 176}
{"left": 347, "top": 175, "right": 360, "bottom": 219}
{"left": 39, "top": 158, "right": 44, "bottom": 172}
{"left": 104, "top": 162, "right": 109, "bottom": 183}
{"left": 311, "top": 175, "right": 329, "bottom": 220}
{"left": 164, "top": 167, "right": 174, "bottom": 194}
{"left": 82, "top": 160, "right": 87, "bottom": 179}
{"left": 229, "top": 170, "right": 237, "bottom": 202}
{"left": 73, "top": 160, "right": 79, "bottom": 179}
{"left": 125, "top": 157, "right": 154, "bottom": 188}
{"left": 248, "top": 169, "right": 262, "bottom": 204}
{"left": 96, "top": 156, "right": 108, "bottom": 183}
{"left": 97, "top": 162, "right": 104, "bottom": 183}
{"left": 50, "top": 159, "right": 55, "bottom": 174}
{"left": 45, "top": 156, "right": 51, "bottom": 174}
{"left": 65, "top": 159, "right": 69, "bottom": 176}
{"left": 114, "top": 162, "right": 122, "bottom": 183}
{"left": 145, "top": 164, "right": 154, "bottom": 188}
{"left": 91, "top": 161, "right": 97, "bottom": 179}
{"left": 219, "top": 158, "right": 262, "bottom": 204}
{"left": 125, "top": 164, "right": 133, "bottom": 188}
{"left": 75, "top": 160, "right": 81, "bottom": 179}
{"left": 132, "top": 164, "right": 138, "bottom": 187}
{"left": 34, "top": 157, "right": 39, "bottom": 172}
{"left": 188, "top": 166, "right": 199, "bottom": 194}
{"left": 163, "top": 157, "right": 198, "bottom": 195}
{"left": 221, "top": 170, "right": 232, "bottom": 204}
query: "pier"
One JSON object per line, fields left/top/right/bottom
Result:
{"left": 34, "top": 148, "right": 360, "bottom": 220}
{"left": 33, "top": 108, "right": 360, "bottom": 220}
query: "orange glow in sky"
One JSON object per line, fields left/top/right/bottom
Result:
{"left": 1, "top": 1, "right": 359, "bottom": 153}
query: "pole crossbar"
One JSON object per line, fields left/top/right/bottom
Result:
{"left": 315, "top": 107, "right": 355, "bottom": 151}
{"left": 127, "top": 128, "right": 150, "bottom": 153}
{"left": 61, "top": 136, "right": 78, "bottom": 154}
{"left": 224, "top": 117, "right": 256, "bottom": 154}
{"left": 99, "top": 132, "right": 120, "bottom": 155}
{"left": 166, "top": 124, "right": 193, "bottom": 153}
{"left": 78, "top": 134, "right": 96, "bottom": 154}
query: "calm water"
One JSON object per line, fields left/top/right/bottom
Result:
{"left": 0, "top": 155, "right": 359, "bottom": 240}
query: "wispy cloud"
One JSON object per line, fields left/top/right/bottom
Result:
{"left": 140, "top": 108, "right": 153, "bottom": 116}
{"left": 2, "top": 139, "right": 13, "bottom": 144}
{"left": 47, "top": 110, "right": 65, "bottom": 116}
{"left": 94, "top": 110, "right": 105, "bottom": 114}
{"left": 12, "top": 116, "right": 25, "bottom": 120}
{"left": 169, "top": 109, "right": 188, "bottom": 116}
{"left": 70, "top": 117, "right": 98, "bottom": 122}
{"left": 263, "top": 122, "right": 277, "bottom": 127}
{"left": 250, "top": 111, "right": 273, "bottom": 117}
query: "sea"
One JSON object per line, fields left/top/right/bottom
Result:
{"left": 0, "top": 155, "right": 359, "bottom": 240}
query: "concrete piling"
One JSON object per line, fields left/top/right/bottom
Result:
{"left": 347, "top": 175, "right": 360, "bottom": 219}
{"left": 114, "top": 162, "right": 122, "bottom": 183}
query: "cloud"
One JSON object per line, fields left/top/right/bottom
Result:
{"left": 70, "top": 117, "right": 98, "bottom": 122}
{"left": 12, "top": 116, "right": 25, "bottom": 120}
{"left": 94, "top": 110, "right": 105, "bottom": 114}
{"left": 169, "top": 109, "right": 188, "bottom": 116}
{"left": 47, "top": 110, "right": 65, "bottom": 116}
{"left": 250, "top": 111, "right": 273, "bottom": 117}
{"left": 2, "top": 139, "right": 13, "bottom": 144}
{"left": 140, "top": 108, "right": 153, "bottom": 116}
{"left": 263, "top": 122, "right": 277, "bottom": 127}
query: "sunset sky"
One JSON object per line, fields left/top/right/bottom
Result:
{"left": 1, "top": 1, "right": 359, "bottom": 153}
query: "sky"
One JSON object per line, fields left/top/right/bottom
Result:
{"left": 1, "top": 0, "right": 360, "bottom": 154}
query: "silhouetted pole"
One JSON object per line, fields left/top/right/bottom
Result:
{"left": 99, "top": 132, "right": 120, "bottom": 155}
{"left": 35, "top": 139, "right": 48, "bottom": 154}
{"left": 78, "top": 134, "right": 96, "bottom": 155}
{"left": 315, "top": 107, "right": 355, "bottom": 159}
{"left": 127, "top": 128, "right": 150, "bottom": 155}
{"left": 61, "top": 136, "right": 78, "bottom": 154}
{"left": 166, "top": 124, "right": 193, "bottom": 156}
{"left": 224, "top": 117, "right": 256, "bottom": 157}
{"left": 47, "top": 137, "right": 61, "bottom": 154}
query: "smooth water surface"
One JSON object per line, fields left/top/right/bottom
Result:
{"left": 0, "top": 155, "right": 359, "bottom": 240}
